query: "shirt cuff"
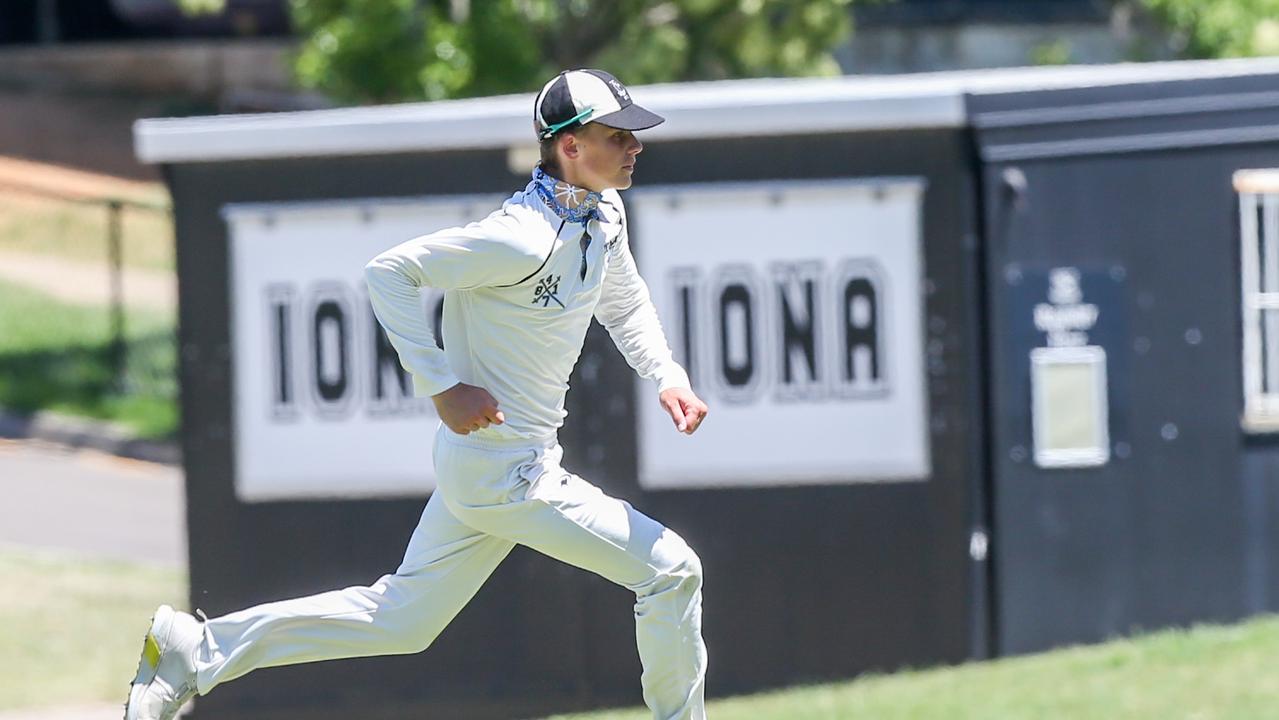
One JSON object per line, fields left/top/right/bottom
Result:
{"left": 413, "top": 371, "right": 461, "bottom": 398}
{"left": 400, "top": 348, "right": 460, "bottom": 397}
{"left": 654, "top": 364, "right": 692, "bottom": 394}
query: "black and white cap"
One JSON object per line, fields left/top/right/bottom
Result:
{"left": 534, "top": 69, "right": 664, "bottom": 140}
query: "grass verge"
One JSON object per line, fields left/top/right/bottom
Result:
{"left": 546, "top": 615, "right": 1279, "bottom": 719}
{"left": 0, "top": 546, "right": 185, "bottom": 710}
{"left": 0, "top": 191, "right": 174, "bottom": 272}
{"left": 0, "top": 278, "right": 177, "bottom": 438}
{"left": 2, "top": 536, "right": 1275, "bottom": 717}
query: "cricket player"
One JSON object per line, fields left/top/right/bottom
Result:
{"left": 125, "top": 68, "right": 709, "bottom": 720}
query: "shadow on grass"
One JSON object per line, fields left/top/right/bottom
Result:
{"left": 0, "top": 330, "right": 178, "bottom": 439}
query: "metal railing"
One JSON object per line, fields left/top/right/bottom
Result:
{"left": 0, "top": 177, "right": 177, "bottom": 436}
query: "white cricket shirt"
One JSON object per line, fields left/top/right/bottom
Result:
{"left": 364, "top": 179, "right": 689, "bottom": 443}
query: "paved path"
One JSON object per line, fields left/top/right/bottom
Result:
{"left": 0, "top": 438, "right": 185, "bottom": 567}
{"left": 0, "top": 249, "right": 176, "bottom": 309}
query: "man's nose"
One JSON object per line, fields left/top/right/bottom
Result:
{"left": 629, "top": 136, "right": 643, "bottom": 155}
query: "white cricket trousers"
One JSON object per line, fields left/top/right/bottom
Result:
{"left": 192, "top": 426, "right": 708, "bottom": 720}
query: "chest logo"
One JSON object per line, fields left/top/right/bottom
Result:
{"left": 532, "top": 274, "right": 565, "bottom": 308}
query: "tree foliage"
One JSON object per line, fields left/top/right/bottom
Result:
{"left": 1136, "top": 0, "right": 1279, "bottom": 58}
{"left": 288, "top": 0, "right": 856, "bottom": 105}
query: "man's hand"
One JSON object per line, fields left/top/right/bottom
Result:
{"left": 659, "top": 387, "right": 708, "bottom": 435}
{"left": 433, "top": 383, "right": 505, "bottom": 434}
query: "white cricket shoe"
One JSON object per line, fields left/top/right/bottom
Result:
{"left": 124, "top": 604, "right": 203, "bottom": 720}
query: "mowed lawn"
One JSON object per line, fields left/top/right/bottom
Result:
{"left": 0, "top": 546, "right": 185, "bottom": 710}
{"left": 0, "top": 278, "right": 177, "bottom": 438}
{"left": 547, "top": 616, "right": 1279, "bottom": 720}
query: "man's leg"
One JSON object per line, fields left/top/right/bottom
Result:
{"left": 435, "top": 435, "right": 707, "bottom": 720}
{"left": 193, "top": 490, "right": 514, "bottom": 692}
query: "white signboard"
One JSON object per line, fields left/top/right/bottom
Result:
{"left": 224, "top": 195, "right": 502, "bottom": 501}
{"left": 629, "top": 179, "right": 930, "bottom": 488}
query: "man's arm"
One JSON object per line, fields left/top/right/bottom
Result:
{"left": 594, "top": 220, "right": 708, "bottom": 435}
{"left": 363, "top": 213, "right": 534, "bottom": 433}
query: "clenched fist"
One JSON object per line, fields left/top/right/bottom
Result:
{"left": 433, "top": 382, "right": 505, "bottom": 435}
{"left": 659, "top": 387, "right": 708, "bottom": 435}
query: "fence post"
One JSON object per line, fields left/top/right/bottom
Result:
{"left": 107, "top": 199, "right": 126, "bottom": 386}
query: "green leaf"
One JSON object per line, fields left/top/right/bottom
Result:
{"left": 1139, "top": 0, "right": 1279, "bottom": 58}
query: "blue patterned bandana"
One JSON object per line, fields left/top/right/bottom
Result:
{"left": 531, "top": 166, "right": 601, "bottom": 225}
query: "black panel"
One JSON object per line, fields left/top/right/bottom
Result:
{"left": 970, "top": 74, "right": 1279, "bottom": 655}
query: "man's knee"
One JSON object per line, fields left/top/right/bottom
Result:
{"left": 360, "top": 577, "right": 441, "bottom": 655}
{"left": 389, "top": 626, "right": 437, "bottom": 655}
{"left": 640, "top": 535, "right": 703, "bottom": 600}
{"left": 680, "top": 545, "right": 703, "bottom": 588}
{"left": 372, "top": 606, "right": 440, "bottom": 655}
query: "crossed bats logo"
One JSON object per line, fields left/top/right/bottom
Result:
{"left": 533, "top": 274, "right": 565, "bottom": 308}
{"left": 609, "top": 79, "right": 630, "bottom": 102}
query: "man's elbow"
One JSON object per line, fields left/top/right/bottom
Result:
{"left": 364, "top": 253, "right": 396, "bottom": 284}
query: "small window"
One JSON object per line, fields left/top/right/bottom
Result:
{"left": 1030, "top": 345, "right": 1109, "bottom": 468}
{"left": 1235, "top": 170, "right": 1279, "bottom": 432}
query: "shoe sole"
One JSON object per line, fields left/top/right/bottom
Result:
{"left": 124, "top": 605, "right": 176, "bottom": 720}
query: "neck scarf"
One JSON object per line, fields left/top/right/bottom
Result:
{"left": 531, "top": 166, "right": 601, "bottom": 226}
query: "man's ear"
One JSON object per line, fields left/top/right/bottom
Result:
{"left": 560, "top": 132, "right": 580, "bottom": 161}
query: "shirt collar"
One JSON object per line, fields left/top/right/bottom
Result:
{"left": 531, "top": 166, "right": 602, "bottom": 226}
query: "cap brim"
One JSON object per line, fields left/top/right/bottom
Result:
{"left": 594, "top": 103, "right": 665, "bottom": 131}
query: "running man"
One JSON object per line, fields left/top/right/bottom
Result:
{"left": 126, "top": 68, "right": 709, "bottom": 720}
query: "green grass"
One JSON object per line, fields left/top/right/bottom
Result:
{"left": 546, "top": 617, "right": 1279, "bottom": 720}
{"left": 0, "top": 546, "right": 185, "bottom": 710}
{"left": 0, "top": 192, "right": 174, "bottom": 271}
{"left": 3, "top": 538, "right": 1277, "bottom": 717}
{"left": 0, "top": 278, "right": 178, "bottom": 438}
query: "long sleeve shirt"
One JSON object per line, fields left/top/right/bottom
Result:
{"left": 364, "top": 180, "right": 690, "bottom": 443}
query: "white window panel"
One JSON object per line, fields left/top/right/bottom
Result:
{"left": 1236, "top": 169, "right": 1279, "bottom": 432}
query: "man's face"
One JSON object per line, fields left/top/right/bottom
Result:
{"left": 560, "top": 122, "right": 643, "bottom": 192}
